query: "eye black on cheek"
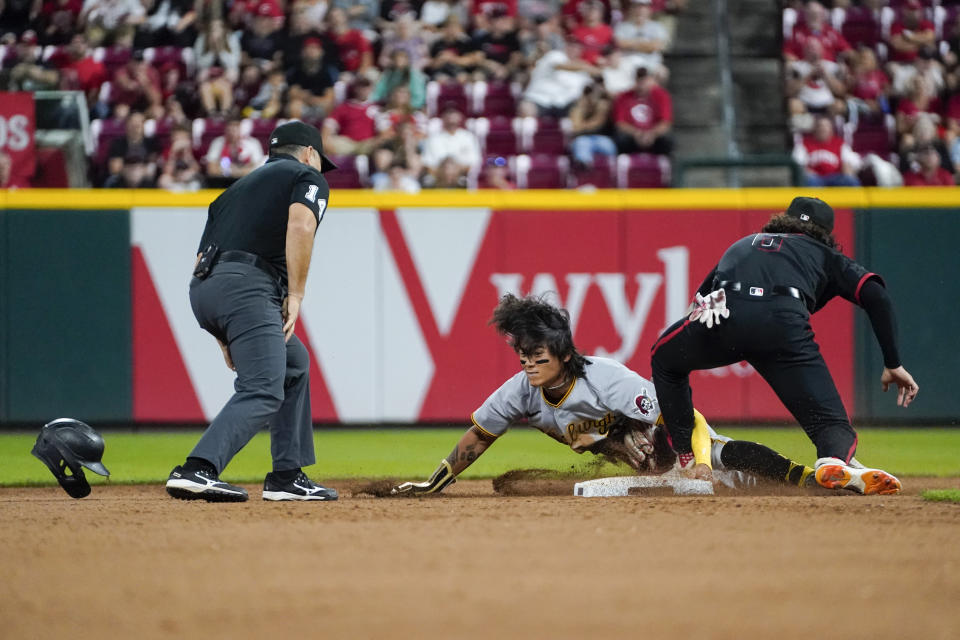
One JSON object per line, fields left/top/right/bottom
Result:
{"left": 535, "top": 359, "right": 550, "bottom": 365}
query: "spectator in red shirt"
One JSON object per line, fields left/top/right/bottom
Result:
{"left": 846, "top": 46, "right": 889, "bottom": 117}
{"left": 903, "top": 144, "right": 955, "bottom": 186}
{"left": 110, "top": 49, "right": 163, "bottom": 119}
{"left": 612, "top": 67, "right": 673, "bottom": 155}
{"left": 561, "top": 0, "right": 610, "bottom": 31}
{"left": 322, "top": 77, "right": 392, "bottom": 155}
{"left": 57, "top": 33, "right": 107, "bottom": 109}
{"left": 792, "top": 115, "right": 861, "bottom": 187}
{"left": 887, "top": 0, "right": 935, "bottom": 65}
{"left": 570, "top": 0, "right": 612, "bottom": 66}
{"left": 326, "top": 7, "right": 374, "bottom": 79}
{"left": 472, "top": 0, "right": 518, "bottom": 33}
{"left": 783, "top": 1, "right": 852, "bottom": 64}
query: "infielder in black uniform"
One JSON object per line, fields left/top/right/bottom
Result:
{"left": 650, "top": 197, "right": 919, "bottom": 495}
{"left": 166, "top": 121, "right": 339, "bottom": 503}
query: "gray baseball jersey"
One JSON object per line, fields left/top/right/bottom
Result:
{"left": 471, "top": 357, "right": 662, "bottom": 452}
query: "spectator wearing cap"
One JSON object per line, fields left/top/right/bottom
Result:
{"left": 157, "top": 123, "right": 202, "bottom": 190}
{"left": 614, "top": 0, "right": 669, "bottom": 78}
{"left": 6, "top": 30, "right": 60, "bottom": 91}
{"left": 106, "top": 110, "right": 160, "bottom": 182}
{"left": 421, "top": 102, "right": 481, "bottom": 185}
{"left": 204, "top": 115, "right": 265, "bottom": 185}
{"left": 792, "top": 115, "right": 861, "bottom": 187}
{"left": 104, "top": 151, "right": 156, "bottom": 187}
{"left": 426, "top": 14, "right": 479, "bottom": 82}
{"left": 887, "top": 0, "right": 935, "bottom": 66}
{"left": 40, "top": 0, "right": 84, "bottom": 45}
{"left": 286, "top": 36, "right": 336, "bottom": 120}
{"left": 371, "top": 48, "right": 427, "bottom": 109}
{"left": 79, "top": 0, "right": 146, "bottom": 47}
{"left": 569, "top": 82, "right": 616, "bottom": 169}
{"left": 782, "top": 1, "right": 852, "bottom": 65}
{"left": 240, "top": 1, "right": 285, "bottom": 68}
{"left": 195, "top": 18, "right": 243, "bottom": 116}
{"left": 519, "top": 38, "right": 599, "bottom": 118}
{"left": 570, "top": 1, "right": 612, "bottom": 66}
{"left": 612, "top": 66, "right": 673, "bottom": 155}
{"left": 472, "top": 8, "right": 523, "bottom": 81}
{"left": 322, "top": 77, "right": 391, "bottom": 155}
{"left": 478, "top": 155, "right": 515, "bottom": 189}
{"left": 110, "top": 48, "right": 163, "bottom": 118}
{"left": 903, "top": 144, "right": 956, "bottom": 186}
{"left": 325, "top": 7, "right": 374, "bottom": 79}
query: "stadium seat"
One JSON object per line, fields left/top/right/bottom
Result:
{"left": 249, "top": 118, "right": 279, "bottom": 149}
{"left": 849, "top": 114, "right": 895, "bottom": 157}
{"left": 474, "top": 116, "right": 521, "bottom": 157}
{"left": 841, "top": 7, "right": 883, "bottom": 48}
{"left": 426, "top": 81, "right": 469, "bottom": 117}
{"left": 144, "top": 46, "right": 188, "bottom": 76}
{"left": 471, "top": 80, "right": 518, "bottom": 117}
{"left": 571, "top": 154, "right": 616, "bottom": 189}
{"left": 193, "top": 118, "right": 227, "bottom": 157}
{"left": 100, "top": 45, "right": 132, "bottom": 75}
{"left": 515, "top": 154, "right": 570, "bottom": 189}
{"left": 323, "top": 154, "right": 368, "bottom": 188}
{"left": 519, "top": 116, "right": 570, "bottom": 155}
{"left": 617, "top": 153, "right": 671, "bottom": 188}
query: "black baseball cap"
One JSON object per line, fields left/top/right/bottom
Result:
{"left": 268, "top": 120, "right": 337, "bottom": 173}
{"left": 785, "top": 196, "right": 834, "bottom": 233}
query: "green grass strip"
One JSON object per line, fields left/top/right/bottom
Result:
{"left": 1, "top": 427, "right": 958, "bottom": 487}
{"left": 920, "top": 489, "right": 960, "bottom": 503}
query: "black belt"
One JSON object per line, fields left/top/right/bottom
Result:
{"left": 215, "top": 250, "right": 282, "bottom": 284}
{"left": 717, "top": 280, "right": 802, "bottom": 301}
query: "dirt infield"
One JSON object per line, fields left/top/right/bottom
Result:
{"left": 2, "top": 478, "right": 959, "bottom": 639}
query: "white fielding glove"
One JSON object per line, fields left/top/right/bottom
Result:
{"left": 688, "top": 289, "right": 730, "bottom": 329}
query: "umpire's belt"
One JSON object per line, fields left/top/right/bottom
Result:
{"left": 215, "top": 250, "right": 282, "bottom": 284}
{"left": 718, "top": 280, "right": 802, "bottom": 300}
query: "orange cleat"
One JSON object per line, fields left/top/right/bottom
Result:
{"left": 815, "top": 458, "right": 902, "bottom": 495}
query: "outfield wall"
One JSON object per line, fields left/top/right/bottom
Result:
{"left": 1, "top": 188, "right": 957, "bottom": 426}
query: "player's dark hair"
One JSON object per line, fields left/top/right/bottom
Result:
{"left": 762, "top": 213, "right": 840, "bottom": 250}
{"left": 270, "top": 143, "right": 307, "bottom": 158}
{"left": 489, "top": 294, "right": 589, "bottom": 378}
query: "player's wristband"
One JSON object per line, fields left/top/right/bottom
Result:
{"left": 424, "top": 459, "right": 456, "bottom": 493}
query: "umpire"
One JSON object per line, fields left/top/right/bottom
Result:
{"left": 166, "top": 121, "right": 339, "bottom": 503}
{"left": 650, "top": 197, "right": 919, "bottom": 495}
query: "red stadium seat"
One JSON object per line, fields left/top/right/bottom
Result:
{"left": 193, "top": 118, "right": 227, "bottom": 157}
{"left": 850, "top": 117, "right": 895, "bottom": 157}
{"left": 515, "top": 154, "right": 570, "bottom": 189}
{"left": 474, "top": 116, "right": 521, "bottom": 157}
{"left": 471, "top": 80, "right": 518, "bottom": 117}
{"left": 571, "top": 154, "right": 616, "bottom": 188}
{"left": 426, "top": 81, "right": 469, "bottom": 117}
{"left": 323, "top": 154, "right": 368, "bottom": 188}
{"left": 249, "top": 118, "right": 279, "bottom": 149}
{"left": 100, "top": 45, "right": 132, "bottom": 76}
{"left": 841, "top": 7, "right": 883, "bottom": 48}
{"left": 521, "top": 116, "right": 569, "bottom": 155}
{"left": 145, "top": 46, "right": 188, "bottom": 76}
{"left": 617, "top": 153, "right": 671, "bottom": 188}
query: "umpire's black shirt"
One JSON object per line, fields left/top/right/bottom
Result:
{"left": 700, "top": 233, "right": 882, "bottom": 313}
{"left": 197, "top": 153, "right": 329, "bottom": 285}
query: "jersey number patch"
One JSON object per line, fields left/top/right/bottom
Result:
{"left": 305, "top": 184, "right": 319, "bottom": 202}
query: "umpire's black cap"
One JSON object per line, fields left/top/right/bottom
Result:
{"left": 269, "top": 120, "right": 337, "bottom": 173}
{"left": 786, "top": 196, "right": 834, "bottom": 233}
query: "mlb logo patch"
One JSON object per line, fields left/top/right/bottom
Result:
{"left": 749, "top": 287, "right": 764, "bottom": 296}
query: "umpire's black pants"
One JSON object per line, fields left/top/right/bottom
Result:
{"left": 650, "top": 294, "right": 858, "bottom": 462}
{"left": 188, "top": 261, "right": 316, "bottom": 474}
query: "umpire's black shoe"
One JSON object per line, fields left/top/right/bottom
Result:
{"left": 166, "top": 465, "right": 249, "bottom": 502}
{"left": 263, "top": 471, "right": 338, "bottom": 501}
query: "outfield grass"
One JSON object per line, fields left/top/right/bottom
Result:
{"left": 921, "top": 489, "right": 960, "bottom": 503}
{"left": 1, "top": 427, "right": 958, "bottom": 487}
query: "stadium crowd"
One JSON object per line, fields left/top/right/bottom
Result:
{"left": 0, "top": 0, "right": 684, "bottom": 189}
{"left": 785, "top": 0, "right": 960, "bottom": 186}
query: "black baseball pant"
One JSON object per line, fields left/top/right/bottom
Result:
{"left": 650, "top": 294, "right": 858, "bottom": 462}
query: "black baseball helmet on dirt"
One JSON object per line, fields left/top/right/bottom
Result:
{"left": 31, "top": 418, "right": 110, "bottom": 499}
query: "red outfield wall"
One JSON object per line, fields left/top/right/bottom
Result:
{"left": 130, "top": 206, "right": 854, "bottom": 423}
